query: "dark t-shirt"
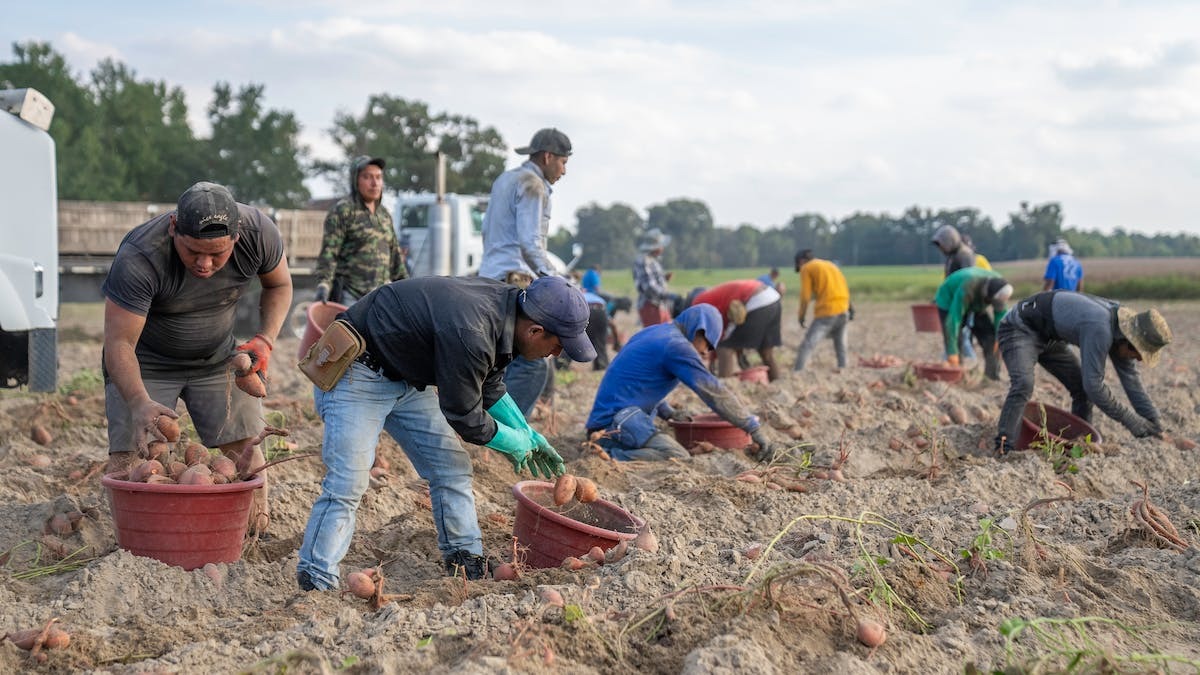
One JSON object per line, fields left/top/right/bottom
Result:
{"left": 102, "top": 204, "right": 284, "bottom": 372}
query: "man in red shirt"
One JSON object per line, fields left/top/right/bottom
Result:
{"left": 690, "top": 279, "right": 783, "bottom": 381}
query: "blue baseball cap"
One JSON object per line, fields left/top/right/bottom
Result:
{"left": 520, "top": 276, "right": 596, "bottom": 362}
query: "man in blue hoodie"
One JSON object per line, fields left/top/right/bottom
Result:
{"left": 585, "top": 304, "right": 774, "bottom": 461}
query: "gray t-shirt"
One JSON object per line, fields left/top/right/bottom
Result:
{"left": 102, "top": 204, "right": 284, "bottom": 373}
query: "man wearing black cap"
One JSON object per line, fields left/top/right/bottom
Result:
{"left": 478, "top": 127, "right": 572, "bottom": 416}
{"left": 313, "top": 155, "right": 405, "bottom": 305}
{"left": 102, "top": 181, "right": 292, "bottom": 529}
{"left": 296, "top": 275, "right": 595, "bottom": 590}
{"left": 993, "top": 291, "right": 1172, "bottom": 457}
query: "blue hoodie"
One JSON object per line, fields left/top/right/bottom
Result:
{"left": 587, "top": 304, "right": 756, "bottom": 430}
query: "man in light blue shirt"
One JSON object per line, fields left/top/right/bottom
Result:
{"left": 479, "top": 128, "right": 572, "bottom": 415}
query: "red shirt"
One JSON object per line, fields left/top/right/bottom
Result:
{"left": 690, "top": 280, "right": 765, "bottom": 318}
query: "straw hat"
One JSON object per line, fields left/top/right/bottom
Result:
{"left": 638, "top": 228, "right": 670, "bottom": 252}
{"left": 1116, "top": 307, "right": 1171, "bottom": 368}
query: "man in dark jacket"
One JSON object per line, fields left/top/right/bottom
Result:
{"left": 296, "top": 275, "right": 595, "bottom": 590}
{"left": 993, "top": 291, "right": 1171, "bottom": 457}
{"left": 313, "top": 155, "right": 406, "bottom": 304}
{"left": 931, "top": 224, "right": 976, "bottom": 276}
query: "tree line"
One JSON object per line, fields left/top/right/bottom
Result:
{"left": 5, "top": 41, "right": 1198, "bottom": 268}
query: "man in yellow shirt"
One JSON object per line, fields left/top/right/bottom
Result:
{"left": 793, "top": 249, "right": 852, "bottom": 371}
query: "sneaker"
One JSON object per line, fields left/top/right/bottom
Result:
{"left": 297, "top": 570, "right": 318, "bottom": 592}
{"left": 443, "top": 550, "right": 493, "bottom": 580}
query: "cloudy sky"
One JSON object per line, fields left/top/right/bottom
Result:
{"left": 5, "top": 1, "right": 1199, "bottom": 236}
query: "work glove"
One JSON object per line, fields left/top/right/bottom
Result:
{"left": 1125, "top": 416, "right": 1157, "bottom": 439}
{"left": 667, "top": 408, "right": 693, "bottom": 423}
{"left": 946, "top": 354, "right": 960, "bottom": 367}
{"left": 528, "top": 429, "right": 566, "bottom": 478}
{"left": 487, "top": 393, "right": 532, "bottom": 432}
{"left": 799, "top": 317, "right": 807, "bottom": 328}
{"left": 484, "top": 422, "right": 534, "bottom": 474}
{"left": 1147, "top": 418, "right": 1164, "bottom": 437}
{"left": 750, "top": 428, "right": 776, "bottom": 462}
{"left": 314, "top": 283, "right": 330, "bottom": 303}
{"left": 234, "top": 334, "right": 273, "bottom": 377}
{"left": 742, "top": 414, "right": 762, "bottom": 434}
{"left": 848, "top": 305, "right": 856, "bottom": 321}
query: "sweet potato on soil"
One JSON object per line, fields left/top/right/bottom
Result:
{"left": 4, "top": 625, "right": 70, "bottom": 650}
{"left": 30, "top": 424, "right": 53, "bottom": 447}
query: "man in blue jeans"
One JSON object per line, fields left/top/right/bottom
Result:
{"left": 993, "top": 291, "right": 1171, "bottom": 457}
{"left": 296, "top": 275, "right": 595, "bottom": 590}
{"left": 585, "top": 304, "right": 777, "bottom": 461}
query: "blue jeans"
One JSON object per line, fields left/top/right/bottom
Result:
{"left": 504, "top": 355, "right": 550, "bottom": 416}
{"left": 297, "top": 362, "right": 481, "bottom": 590}
{"left": 995, "top": 313, "right": 1090, "bottom": 450}
{"left": 793, "top": 313, "right": 849, "bottom": 370}
{"left": 594, "top": 406, "right": 690, "bottom": 462}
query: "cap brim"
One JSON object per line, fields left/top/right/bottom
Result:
{"left": 559, "top": 332, "right": 597, "bottom": 363}
{"left": 514, "top": 145, "right": 533, "bottom": 154}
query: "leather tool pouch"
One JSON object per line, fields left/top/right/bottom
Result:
{"left": 298, "top": 319, "right": 365, "bottom": 391}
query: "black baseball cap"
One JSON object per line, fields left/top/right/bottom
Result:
{"left": 175, "top": 182, "right": 240, "bottom": 239}
{"left": 515, "top": 128, "right": 572, "bottom": 156}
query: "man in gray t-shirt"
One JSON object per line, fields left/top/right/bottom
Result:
{"left": 102, "top": 181, "right": 293, "bottom": 531}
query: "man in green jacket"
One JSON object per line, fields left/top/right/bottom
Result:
{"left": 935, "top": 267, "right": 1012, "bottom": 380}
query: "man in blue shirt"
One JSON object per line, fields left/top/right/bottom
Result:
{"left": 1043, "top": 238, "right": 1084, "bottom": 292}
{"left": 479, "top": 128, "right": 572, "bottom": 416}
{"left": 585, "top": 304, "right": 776, "bottom": 461}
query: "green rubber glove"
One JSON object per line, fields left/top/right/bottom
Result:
{"left": 484, "top": 422, "right": 533, "bottom": 474}
{"left": 487, "top": 393, "right": 533, "bottom": 432}
{"left": 529, "top": 429, "right": 566, "bottom": 479}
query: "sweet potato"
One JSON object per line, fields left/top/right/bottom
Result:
{"left": 553, "top": 474, "right": 577, "bottom": 506}
{"left": 146, "top": 441, "right": 168, "bottom": 461}
{"left": 184, "top": 442, "right": 209, "bottom": 466}
{"left": 493, "top": 563, "right": 520, "bottom": 581}
{"left": 634, "top": 523, "right": 659, "bottom": 553}
{"left": 129, "top": 459, "right": 164, "bottom": 483}
{"left": 573, "top": 477, "right": 598, "bottom": 503}
{"left": 30, "top": 424, "right": 53, "bottom": 447}
{"left": 179, "top": 464, "right": 214, "bottom": 485}
{"left": 210, "top": 456, "right": 238, "bottom": 481}
{"left": 236, "top": 372, "right": 268, "bottom": 398}
{"left": 856, "top": 618, "right": 887, "bottom": 648}
{"left": 155, "top": 416, "right": 181, "bottom": 442}
{"left": 4, "top": 625, "right": 70, "bottom": 650}
{"left": 46, "top": 513, "right": 73, "bottom": 537}
{"left": 345, "top": 571, "right": 375, "bottom": 599}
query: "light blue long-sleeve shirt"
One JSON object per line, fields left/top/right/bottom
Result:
{"left": 478, "top": 160, "right": 556, "bottom": 280}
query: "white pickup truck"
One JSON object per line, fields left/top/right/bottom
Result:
{"left": 0, "top": 88, "right": 58, "bottom": 392}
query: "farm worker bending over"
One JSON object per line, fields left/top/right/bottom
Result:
{"left": 478, "top": 128, "right": 572, "bottom": 417}
{"left": 992, "top": 291, "right": 1171, "bottom": 457}
{"left": 312, "top": 155, "right": 406, "bottom": 305}
{"left": 584, "top": 304, "right": 777, "bottom": 462}
{"left": 793, "top": 249, "right": 853, "bottom": 371}
{"left": 1043, "top": 238, "right": 1084, "bottom": 292}
{"left": 296, "top": 275, "right": 594, "bottom": 590}
{"left": 633, "top": 228, "right": 674, "bottom": 327}
{"left": 689, "top": 279, "right": 783, "bottom": 381}
{"left": 934, "top": 268, "right": 1012, "bottom": 380}
{"left": 102, "top": 181, "right": 292, "bottom": 532}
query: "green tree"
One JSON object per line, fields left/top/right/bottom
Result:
{"left": 647, "top": 198, "right": 716, "bottom": 269}
{"left": 1000, "top": 201, "right": 1062, "bottom": 260}
{"left": 323, "top": 94, "right": 506, "bottom": 196}
{"left": 573, "top": 202, "right": 643, "bottom": 270}
{"left": 91, "top": 59, "right": 204, "bottom": 202}
{"left": 205, "top": 82, "right": 310, "bottom": 207}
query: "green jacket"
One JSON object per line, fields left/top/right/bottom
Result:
{"left": 314, "top": 156, "right": 406, "bottom": 297}
{"left": 934, "top": 267, "right": 1009, "bottom": 357}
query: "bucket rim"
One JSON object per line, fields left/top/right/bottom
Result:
{"left": 1019, "top": 401, "right": 1104, "bottom": 443}
{"left": 102, "top": 471, "right": 265, "bottom": 494}
{"left": 668, "top": 413, "right": 739, "bottom": 429}
{"left": 512, "top": 480, "right": 643, "bottom": 540}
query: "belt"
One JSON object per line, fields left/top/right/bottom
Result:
{"left": 355, "top": 349, "right": 385, "bottom": 373}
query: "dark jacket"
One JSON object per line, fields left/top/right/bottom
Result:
{"left": 341, "top": 276, "right": 518, "bottom": 444}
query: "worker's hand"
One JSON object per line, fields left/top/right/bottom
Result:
{"left": 234, "top": 334, "right": 273, "bottom": 377}
{"left": 946, "top": 354, "right": 960, "bottom": 367}
{"left": 529, "top": 430, "right": 566, "bottom": 478}
{"left": 799, "top": 316, "right": 806, "bottom": 328}
{"left": 1125, "top": 417, "right": 1158, "bottom": 439}
{"left": 131, "top": 399, "right": 179, "bottom": 457}
{"left": 750, "top": 429, "right": 777, "bottom": 462}
{"left": 665, "top": 271, "right": 674, "bottom": 282}
{"left": 667, "top": 409, "right": 693, "bottom": 423}
{"left": 1148, "top": 418, "right": 1164, "bottom": 437}
{"left": 848, "top": 306, "right": 856, "bottom": 321}
{"left": 485, "top": 423, "right": 534, "bottom": 475}
{"left": 742, "top": 414, "right": 762, "bottom": 434}
{"left": 314, "top": 283, "right": 330, "bottom": 304}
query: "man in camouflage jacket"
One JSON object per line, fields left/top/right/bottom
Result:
{"left": 314, "top": 156, "right": 407, "bottom": 304}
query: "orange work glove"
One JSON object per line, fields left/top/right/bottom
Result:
{"left": 234, "top": 334, "right": 273, "bottom": 377}
{"left": 946, "top": 354, "right": 960, "bottom": 367}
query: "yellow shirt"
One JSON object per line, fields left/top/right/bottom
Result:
{"left": 799, "top": 259, "right": 851, "bottom": 319}
{"left": 975, "top": 253, "right": 992, "bottom": 270}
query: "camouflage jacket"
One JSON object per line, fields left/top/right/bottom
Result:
{"left": 314, "top": 198, "right": 406, "bottom": 297}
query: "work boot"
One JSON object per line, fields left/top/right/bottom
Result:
{"left": 443, "top": 550, "right": 493, "bottom": 580}
{"left": 983, "top": 353, "right": 1001, "bottom": 381}
{"left": 106, "top": 451, "right": 136, "bottom": 476}
{"left": 297, "top": 570, "right": 319, "bottom": 592}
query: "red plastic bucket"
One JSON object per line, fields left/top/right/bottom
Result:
{"left": 737, "top": 366, "right": 770, "bottom": 384}
{"left": 669, "top": 413, "right": 752, "bottom": 450}
{"left": 512, "top": 481, "right": 643, "bottom": 569}
{"left": 913, "top": 362, "right": 964, "bottom": 383}
{"left": 297, "top": 301, "right": 349, "bottom": 361}
{"left": 911, "top": 304, "right": 941, "bottom": 333}
{"left": 1015, "top": 402, "right": 1103, "bottom": 451}
{"left": 102, "top": 472, "right": 264, "bottom": 570}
